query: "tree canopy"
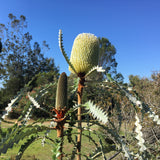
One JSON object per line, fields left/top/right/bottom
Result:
{"left": 129, "top": 71, "right": 160, "bottom": 107}
{"left": 98, "top": 37, "right": 117, "bottom": 74}
{"left": 0, "top": 40, "right": 2, "bottom": 53}
{"left": 88, "top": 37, "right": 123, "bottom": 82}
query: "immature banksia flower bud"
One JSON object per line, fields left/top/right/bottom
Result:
{"left": 69, "top": 33, "right": 99, "bottom": 75}
{"left": 56, "top": 72, "right": 68, "bottom": 110}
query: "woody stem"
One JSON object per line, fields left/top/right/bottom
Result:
{"left": 57, "top": 122, "right": 64, "bottom": 160}
{"left": 77, "top": 77, "right": 85, "bottom": 160}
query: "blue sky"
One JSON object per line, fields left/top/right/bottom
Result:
{"left": 0, "top": 0, "right": 160, "bottom": 82}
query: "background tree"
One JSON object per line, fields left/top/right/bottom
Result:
{"left": 129, "top": 72, "right": 160, "bottom": 152}
{"left": 0, "top": 39, "right": 5, "bottom": 78}
{"left": 0, "top": 40, "right": 2, "bottom": 53}
{"left": 98, "top": 37, "right": 123, "bottom": 82}
{"left": 129, "top": 71, "right": 160, "bottom": 108}
{"left": 99, "top": 37, "right": 117, "bottom": 73}
{"left": 0, "top": 14, "right": 59, "bottom": 113}
{"left": 88, "top": 37, "right": 123, "bottom": 82}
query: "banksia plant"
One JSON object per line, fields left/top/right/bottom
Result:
{"left": 69, "top": 33, "right": 99, "bottom": 76}
{"left": 54, "top": 72, "right": 68, "bottom": 120}
{"left": 53, "top": 72, "right": 68, "bottom": 160}
{"left": 59, "top": 30, "right": 100, "bottom": 160}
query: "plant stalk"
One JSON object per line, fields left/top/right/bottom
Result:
{"left": 77, "top": 77, "right": 85, "bottom": 160}
{"left": 55, "top": 72, "right": 68, "bottom": 160}
{"left": 57, "top": 122, "right": 64, "bottom": 160}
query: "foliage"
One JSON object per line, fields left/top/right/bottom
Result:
{"left": 99, "top": 37, "right": 117, "bottom": 73}
{"left": 0, "top": 40, "right": 2, "bottom": 53}
{"left": 98, "top": 37, "right": 124, "bottom": 82}
{"left": 84, "top": 100, "right": 108, "bottom": 124}
{"left": 129, "top": 72, "right": 160, "bottom": 155}
{"left": 129, "top": 71, "right": 160, "bottom": 108}
{"left": 58, "top": 30, "right": 77, "bottom": 74}
{"left": 52, "top": 138, "right": 61, "bottom": 160}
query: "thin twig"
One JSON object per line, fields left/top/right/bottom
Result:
{"left": 108, "top": 151, "right": 121, "bottom": 160}
{"left": 151, "top": 128, "right": 160, "bottom": 143}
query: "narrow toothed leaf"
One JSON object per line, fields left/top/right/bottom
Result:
{"left": 157, "top": 120, "right": 160, "bottom": 124}
{"left": 2, "top": 95, "right": 20, "bottom": 119}
{"left": 28, "top": 93, "right": 40, "bottom": 108}
{"left": 134, "top": 114, "right": 146, "bottom": 152}
{"left": 153, "top": 115, "right": 159, "bottom": 121}
{"left": 85, "top": 65, "right": 105, "bottom": 77}
{"left": 59, "top": 29, "right": 77, "bottom": 74}
{"left": 84, "top": 100, "right": 108, "bottom": 124}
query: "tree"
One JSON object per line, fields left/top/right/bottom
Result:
{"left": 0, "top": 40, "right": 2, "bottom": 52}
{"left": 129, "top": 71, "right": 160, "bottom": 107}
{"left": 98, "top": 37, "right": 117, "bottom": 73}
{"left": 94, "top": 37, "right": 123, "bottom": 82}
{"left": 0, "top": 14, "right": 59, "bottom": 110}
{"left": 0, "top": 40, "right": 5, "bottom": 78}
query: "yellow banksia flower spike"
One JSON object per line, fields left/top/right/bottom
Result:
{"left": 69, "top": 33, "right": 99, "bottom": 75}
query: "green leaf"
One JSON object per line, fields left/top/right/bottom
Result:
{"left": 84, "top": 100, "right": 108, "bottom": 124}
{"left": 106, "top": 73, "right": 114, "bottom": 82}
{"left": 58, "top": 29, "right": 77, "bottom": 74}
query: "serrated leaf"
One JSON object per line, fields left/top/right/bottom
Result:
{"left": 84, "top": 100, "right": 108, "bottom": 124}
{"left": 85, "top": 65, "right": 105, "bottom": 77}
{"left": 59, "top": 29, "right": 77, "bottom": 74}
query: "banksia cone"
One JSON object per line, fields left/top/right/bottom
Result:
{"left": 69, "top": 33, "right": 99, "bottom": 75}
{"left": 56, "top": 72, "right": 68, "bottom": 110}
